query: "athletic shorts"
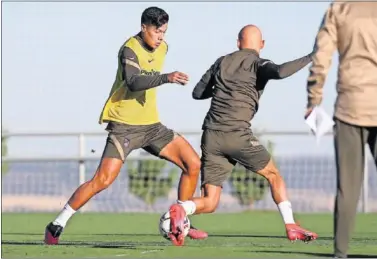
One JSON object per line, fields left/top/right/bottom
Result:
{"left": 200, "top": 129, "right": 271, "bottom": 187}
{"left": 102, "top": 121, "right": 177, "bottom": 162}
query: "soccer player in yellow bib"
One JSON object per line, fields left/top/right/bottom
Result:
{"left": 44, "top": 7, "right": 207, "bottom": 244}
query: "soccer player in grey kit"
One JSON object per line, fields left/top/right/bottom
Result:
{"left": 167, "top": 25, "right": 318, "bottom": 246}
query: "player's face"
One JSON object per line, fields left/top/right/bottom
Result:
{"left": 141, "top": 23, "right": 168, "bottom": 49}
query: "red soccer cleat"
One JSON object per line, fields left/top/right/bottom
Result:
{"left": 168, "top": 233, "right": 185, "bottom": 246}
{"left": 44, "top": 222, "right": 63, "bottom": 245}
{"left": 187, "top": 225, "right": 208, "bottom": 240}
{"left": 286, "top": 223, "right": 318, "bottom": 243}
{"left": 169, "top": 204, "right": 187, "bottom": 246}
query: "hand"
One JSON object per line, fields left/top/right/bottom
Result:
{"left": 167, "top": 71, "right": 189, "bottom": 85}
{"left": 304, "top": 107, "right": 314, "bottom": 120}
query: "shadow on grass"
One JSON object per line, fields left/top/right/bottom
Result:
{"left": 1, "top": 240, "right": 170, "bottom": 249}
{"left": 3, "top": 232, "right": 288, "bottom": 239}
{"left": 251, "top": 250, "right": 377, "bottom": 258}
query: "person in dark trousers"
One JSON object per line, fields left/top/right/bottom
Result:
{"left": 167, "top": 24, "right": 318, "bottom": 246}
{"left": 305, "top": 2, "right": 377, "bottom": 258}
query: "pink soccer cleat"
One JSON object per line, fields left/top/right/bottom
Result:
{"left": 44, "top": 222, "right": 63, "bottom": 245}
{"left": 187, "top": 225, "right": 208, "bottom": 240}
{"left": 286, "top": 223, "right": 318, "bottom": 243}
{"left": 168, "top": 204, "right": 187, "bottom": 246}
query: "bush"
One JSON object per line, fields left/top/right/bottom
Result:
{"left": 127, "top": 159, "right": 178, "bottom": 206}
{"left": 229, "top": 138, "right": 275, "bottom": 209}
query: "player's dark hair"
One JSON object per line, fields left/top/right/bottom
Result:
{"left": 141, "top": 7, "right": 169, "bottom": 28}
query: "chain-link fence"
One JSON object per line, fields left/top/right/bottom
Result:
{"left": 2, "top": 155, "right": 376, "bottom": 213}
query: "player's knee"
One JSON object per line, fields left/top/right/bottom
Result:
{"left": 257, "top": 161, "right": 281, "bottom": 183}
{"left": 264, "top": 167, "right": 281, "bottom": 184}
{"left": 207, "top": 201, "right": 218, "bottom": 213}
{"left": 98, "top": 176, "right": 113, "bottom": 190}
{"left": 202, "top": 198, "right": 218, "bottom": 213}
{"left": 89, "top": 158, "right": 121, "bottom": 192}
{"left": 91, "top": 171, "right": 115, "bottom": 191}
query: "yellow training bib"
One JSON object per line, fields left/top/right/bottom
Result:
{"left": 99, "top": 36, "right": 168, "bottom": 125}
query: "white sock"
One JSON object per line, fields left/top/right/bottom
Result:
{"left": 177, "top": 200, "right": 196, "bottom": 215}
{"left": 277, "top": 201, "right": 295, "bottom": 224}
{"left": 53, "top": 204, "right": 76, "bottom": 228}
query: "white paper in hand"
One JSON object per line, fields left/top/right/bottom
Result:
{"left": 305, "top": 106, "right": 334, "bottom": 145}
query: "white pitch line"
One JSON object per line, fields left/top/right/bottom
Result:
{"left": 140, "top": 250, "right": 159, "bottom": 254}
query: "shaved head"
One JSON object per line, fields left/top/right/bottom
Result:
{"left": 237, "top": 24, "right": 265, "bottom": 53}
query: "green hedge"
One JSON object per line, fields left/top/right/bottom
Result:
{"left": 127, "top": 159, "right": 178, "bottom": 205}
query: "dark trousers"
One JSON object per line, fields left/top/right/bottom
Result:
{"left": 333, "top": 119, "right": 377, "bottom": 258}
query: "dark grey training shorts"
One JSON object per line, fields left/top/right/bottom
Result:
{"left": 102, "top": 121, "right": 176, "bottom": 162}
{"left": 200, "top": 129, "right": 271, "bottom": 187}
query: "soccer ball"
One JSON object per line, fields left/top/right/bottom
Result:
{"left": 159, "top": 211, "right": 190, "bottom": 240}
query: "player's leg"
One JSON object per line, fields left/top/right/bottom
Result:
{"left": 143, "top": 124, "right": 206, "bottom": 240}
{"left": 333, "top": 119, "right": 368, "bottom": 258}
{"left": 158, "top": 135, "right": 201, "bottom": 201}
{"left": 44, "top": 122, "right": 141, "bottom": 245}
{"left": 45, "top": 155, "right": 123, "bottom": 244}
{"left": 190, "top": 155, "right": 234, "bottom": 214}
{"left": 255, "top": 159, "right": 317, "bottom": 242}
{"left": 233, "top": 130, "right": 317, "bottom": 243}
{"left": 143, "top": 125, "right": 201, "bottom": 200}
{"left": 168, "top": 183, "right": 223, "bottom": 246}
{"left": 175, "top": 149, "right": 234, "bottom": 215}
{"left": 158, "top": 136, "right": 210, "bottom": 240}
{"left": 168, "top": 130, "right": 235, "bottom": 245}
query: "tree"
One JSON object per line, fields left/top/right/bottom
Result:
{"left": 2, "top": 128, "right": 9, "bottom": 175}
{"left": 127, "top": 158, "right": 178, "bottom": 207}
{"left": 228, "top": 136, "right": 275, "bottom": 209}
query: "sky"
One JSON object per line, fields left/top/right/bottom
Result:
{"left": 2, "top": 2, "right": 342, "bottom": 158}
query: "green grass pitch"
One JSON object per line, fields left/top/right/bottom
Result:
{"left": 2, "top": 212, "right": 377, "bottom": 258}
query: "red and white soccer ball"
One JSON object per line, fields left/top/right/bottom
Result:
{"left": 159, "top": 211, "right": 190, "bottom": 240}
